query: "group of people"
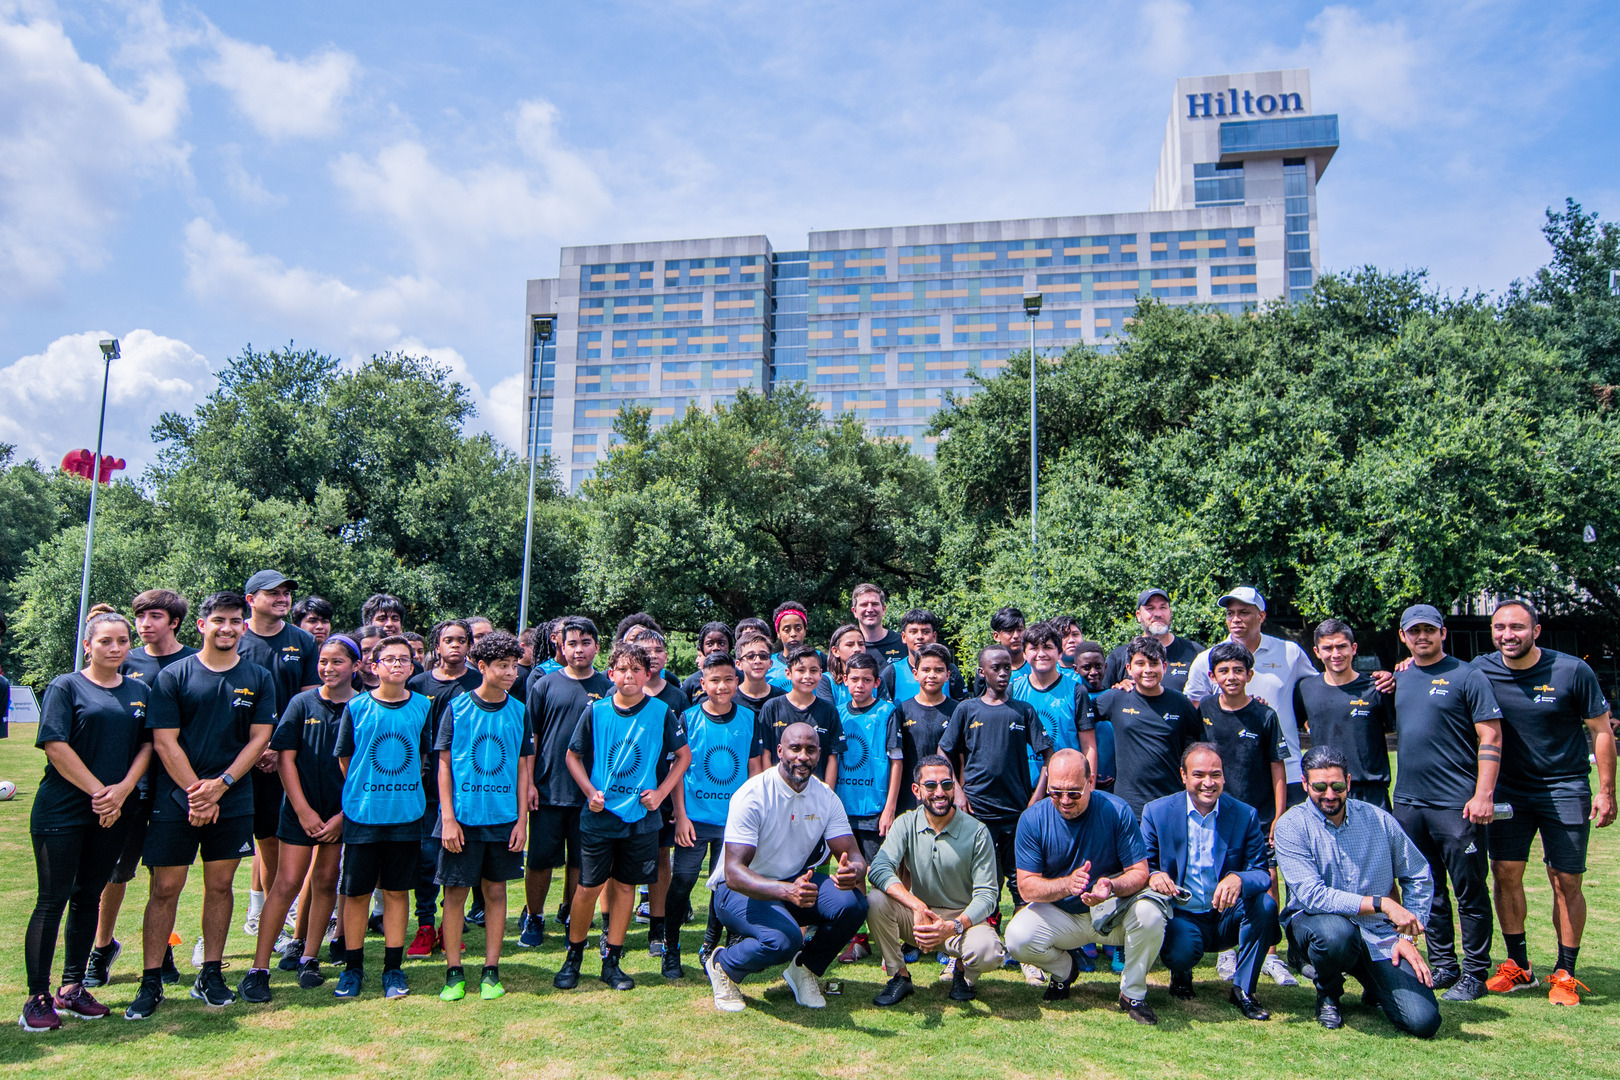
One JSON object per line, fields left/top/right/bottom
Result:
{"left": 18, "top": 576, "right": 1614, "bottom": 1041}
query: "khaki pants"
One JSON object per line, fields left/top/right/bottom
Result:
{"left": 867, "top": 890, "right": 1006, "bottom": 984}
{"left": 1005, "top": 896, "right": 1167, "bottom": 1001}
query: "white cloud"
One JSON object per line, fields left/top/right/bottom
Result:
{"left": 387, "top": 339, "right": 524, "bottom": 450}
{"left": 0, "top": 328, "right": 212, "bottom": 475}
{"left": 1298, "top": 6, "right": 1424, "bottom": 133}
{"left": 0, "top": 7, "right": 188, "bottom": 297}
{"left": 331, "top": 99, "right": 610, "bottom": 268}
{"left": 1140, "top": 0, "right": 1193, "bottom": 76}
{"left": 201, "top": 34, "right": 355, "bottom": 140}
{"left": 220, "top": 143, "right": 284, "bottom": 208}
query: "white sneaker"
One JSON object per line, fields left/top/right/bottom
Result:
{"left": 1262, "top": 954, "right": 1299, "bottom": 986}
{"left": 939, "top": 958, "right": 957, "bottom": 981}
{"left": 705, "top": 950, "right": 745, "bottom": 1013}
{"left": 191, "top": 936, "right": 207, "bottom": 968}
{"left": 781, "top": 958, "right": 827, "bottom": 1008}
{"left": 1216, "top": 949, "right": 1238, "bottom": 982}
{"left": 1021, "top": 962, "right": 1047, "bottom": 986}
{"left": 242, "top": 914, "right": 260, "bottom": 935}
{"left": 273, "top": 930, "right": 294, "bottom": 954}
{"left": 323, "top": 915, "right": 339, "bottom": 944}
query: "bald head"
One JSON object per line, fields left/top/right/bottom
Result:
{"left": 776, "top": 721, "right": 821, "bottom": 790}
{"left": 1047, "top": 748, "right": 1093, "bottom": 820}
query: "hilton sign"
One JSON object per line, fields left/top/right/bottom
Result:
{"left": 1188, "top": 89, "right": 1303, "bottom": 118}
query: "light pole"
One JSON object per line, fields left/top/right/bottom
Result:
{"left": 75, "top": 338, "right": 118, "bottom": 668}
{"left": 1023, "top": 292, "right": 1042, "bottom": 587}
{"left": 518, "top": 316, "right": 554, "bottom": 634}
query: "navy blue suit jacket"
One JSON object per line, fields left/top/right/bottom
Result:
{"left": 1140, "top": 792, "right": 1271, "bottom": 898}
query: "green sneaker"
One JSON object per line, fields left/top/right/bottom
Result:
{"left": 480, "top": 973, "right": 505, "bottom": 1000}
{"left": 440, "top": 973, "right": 467, "bottom": 1002}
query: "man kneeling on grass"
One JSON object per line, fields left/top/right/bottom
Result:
{"left": 435, "top": 631, "right": 533, "bottom": 1002}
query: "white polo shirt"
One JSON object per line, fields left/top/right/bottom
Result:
{"left": 708, "top": 766, "right": 852, "bottom": 886}
{"left": 1186, "top": 633, "right": 1319, "bottom": 784}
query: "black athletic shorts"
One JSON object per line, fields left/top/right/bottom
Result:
{"left": 527, "top": 805, "right": 582, "bottom": 870}
{"left": 252, "top": 769, "right": 285, "bottom": 840}
{"left": 1489, "top": 791, "right": 1592, "bottom": 875}
{"left": 275, "top": 803, "right": 340, "bottom": 848}
{"left": 143, "top": 815, "right": 255, "bottom": 868}
{"left": 438, "top": 838, "right": 525, "bottom": 889}
{"left": 658, "top": 819, "right": 677, "bottom": 849}
{"left": 110, "top": 795, "right": 153, "bottom": 884}
{"left": 847, "top": 817, "right": 884, "bottom": 865}
{"left": 579, "top": 830, "right": 659, "bottom": 889}
{"left": 340, "top": 839, "right": 419, "bottom": 896}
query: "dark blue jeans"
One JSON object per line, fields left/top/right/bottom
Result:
{"left": 1160, "top": 889, "right": 1279, "bottom": 993}
{"left": 712, "top": 873, "right": 868, "bottom": 982}
{"left": 1287, "top": 912, "right": 1441, "bottom": 1039}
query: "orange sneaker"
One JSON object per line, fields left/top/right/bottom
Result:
{"left": 406, "top": 924, "right": 436, "bottom": 958}
{"left": 1485, "top": 959, "right": 1539, "bottom": 993}
{"left": 1547, "top": 970, "right": 1588, "bottom": 1006}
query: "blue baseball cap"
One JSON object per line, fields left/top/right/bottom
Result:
{"left": 1400, "top": 604, "right": 1445, "bottom": 631}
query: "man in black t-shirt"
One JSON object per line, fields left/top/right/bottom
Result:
{"left": 522, "top": 617, "right": 611, "bottom": 945}
{"left": 1476, "top": 600, "right": 1614, "bottom": 1004}
{"left": 128, "top": 592, "right": 275, "bottom": 1019}
{"left": 1292, "top": 619, "right": 1393, "bottom": 808}
{"left": 1087, "top": 637, "right": 1202, "bottom": 818}
{"left": 237, "top": 570, "right": 320, "bottom": 945}
{"left": 1102, "top": 589, "right": 1205, "bottom": 694}
{"left": 940, "top": 645, "right": 1052, "bottom": 921}
{"left": 1389, "top": 604, "right": 1503, "bottom": 1000}
{"left": 852, "top": 583, "right": 908, "bottom": 665}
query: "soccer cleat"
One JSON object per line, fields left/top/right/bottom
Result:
{"left": 518, "top": 911, "right": 545, "bottom": 948}
{"left": 480, "top": 971, "right": 505, "bottom": 1000}
{"left": 333, "top": 970, "right": 364, "bottom": 999}
{"left": 191, "top": 965, "right": 236, "bottom": 1007}
{"left": 1547, "top": 970, "right": 1589, "bottom": 1007}
{"left": 382, "top": 969, "right": 410, "bottom": 999}
{"left": 407, "top": 925, "right": 436, "bottom": 959}
{"left": 237, "top": 969, "right": 272, "bottom": 1004}
{"left": 297, "top": 959, "right": 326, "bottom": 989}
{"left": 278, "top": 939, "right": 306, "bottom": 972}
{"left": 84, "top": 939, "right": 121, "bottom": 988}
{"left": 1262, "top": 954, "right": 1298, "bottom": 986}
{"left": 440, "top": 971, "right": 467, "bottom": 1001}
{"left": 781, "top": 958, "right": 826, "bottom": 1008}
{"left": 19, "top": 994, "right": 61, "bottom": 1032}
{"left": 124, "top": 976, "right": 164, "bottom": 1020}
{"left": 52, "top": 984, "right": 110, "bottom": 1020}
{"left": 705, "top": 950, "right": 745, "bottom": 1013}
{"left": 1216, "top": 949, "right": 1238, "bottom": 982}
{"left": 1486, "top": 959, "right": 1539, "bottom": 993}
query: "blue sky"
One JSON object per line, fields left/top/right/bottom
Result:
{"left": 2, "top": 0, "right": 1617, "bottom": 475}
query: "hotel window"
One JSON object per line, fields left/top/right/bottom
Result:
{"left": 1193, "top": 163, "right": 1245, "bottom": 207}
{"left": 1284, "top": 159, "right": 1312, "bottom": 301}
{"left": 1151, "top": 267, "right": 1198, "bottom": 298}
{"left": 1210, "top": 264, "right": 1258, "bottom": 295}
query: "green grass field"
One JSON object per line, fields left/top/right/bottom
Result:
{"left": 1, "top": 728, "right": 1616, "bottom": 1079}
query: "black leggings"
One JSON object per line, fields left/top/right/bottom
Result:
{"left": 27, "top": 824, "right": 128, "bottom": 996}
{"left": 668, "top": 836, "right": 725, "bottom": 947}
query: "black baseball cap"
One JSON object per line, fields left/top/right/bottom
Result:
{"left": 1136, "top": 588, "right": 1170, "bottom": 608}
{"left": 244, "top": 569, "right": 297, "bottom": 595}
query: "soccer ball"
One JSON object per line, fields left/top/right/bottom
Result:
{"left": 0, "top": 780, "right": 16, "bottom": 801}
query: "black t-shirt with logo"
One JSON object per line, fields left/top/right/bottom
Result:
{"left": 527, "top": 668, "right": 613, "bottom": 808}
{"left": 33, "top": 673, "right": 151, "bottom": 832}
{"left": 269, "top": 688, "right": 350, "bottom": 821}
{"left": 146, "top": 654, "right": 276, "bottom": 822}
{"left": 939, "top": 698, "right": 1052, "bottom": 824}
{"left": 1473, "top": 649, "right": 1610, "bottom": 799}
{"left": 1197, "top": 696, "right": 1287, "bottom": 824}
{"left": 1391, "top": 655, "right": 1502, "bottom": 809}
{"left": 1293, "top": 674, "right": 1393, "bottom": 784}
{"left": 1088, "top": 687, "right": 1201, "bottom": 816}
{"left": 760, "top": 694, "right": 845, "bottom": 780}
{"left": 1102, "top": 634, "right": 1205, "bottom": 695}
{"left": 887, "top": 696, "right": 960, "bottom": 811}
{"left": 862, "top": 629, "right": 909, "bottom": 666}
{"left": 736, "top": 684, "right": 786, "bottom": 715}
{"left": 122, "top": 644, "right": 198, "bottom": 686}
{"left": 238, "top": 623, "right": 320, "bottom": 717}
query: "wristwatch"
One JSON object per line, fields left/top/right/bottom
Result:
{"left": 1371, "top": 896, "right": 1383, "bottom": 914}
{"left": 219, "top": 772, "right": 235, "bottom": 789}
{"left": 951, "top": 917, "right": 965, "bottom": 936}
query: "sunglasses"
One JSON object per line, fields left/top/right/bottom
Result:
{"left": 738, "top": 652, "right": 770, "bottom": 662}
{"left": 1309, "top": 781, "right": 1348, "bottom": 793}
{"left": 918, "top": 779, "right": 956, "bottom": 792}
{"left": 1048, "top": 789, "right": 1087, "bottom": 802}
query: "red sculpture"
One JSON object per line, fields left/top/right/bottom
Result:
{"left": 60, "top": 449, "right": 126, "bottom": 483}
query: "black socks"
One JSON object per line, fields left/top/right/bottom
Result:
{"left": 1556, "top": 943, "right": 1579, "bottom": 976}
{"left": 648, "top": 916, "right": 666, "bottom": 942}
{"left": 347, "top": 945, "right": 365, "bottom": 973}
{"left": 384, "top": 946, "right": 404, "bottom": 971}
{"left": 1504, "top": 932, "right": 1528, "bottom": 968}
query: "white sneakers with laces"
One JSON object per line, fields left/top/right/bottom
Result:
{"left": 781, "top": 958, "right": 826, "bottom": 1008}
{"left": 705, "top": 951, "right": 745, "bottom": 1013}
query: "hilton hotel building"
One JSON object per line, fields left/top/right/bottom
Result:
{"left": 524, "top": 69, "right": 1338, "bottom": 489}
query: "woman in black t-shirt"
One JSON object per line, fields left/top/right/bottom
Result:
{"left": 23, "top": 611, "right": 153, "bottom": 1032}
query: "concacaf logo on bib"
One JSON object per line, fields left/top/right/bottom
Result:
{"left": 611, "top": 742, "right": 646, "bottom": 778}
{"left": 370, "top": 731, "right": 414, "bottom": 776}
{"left": 703, "top": 745, "right": 741, "bottom": 786}
{"left": 471, "top": 732, "right": 507, "bottom": 778}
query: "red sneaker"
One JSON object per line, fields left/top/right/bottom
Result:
{"left": 52, "top": 985, "right": 109, "bottom": 1020}
{"left": 19, "top": 994, "right": 61, "bottom": 1032}
{"left": 406, "top": 924, "right": 436, "bottom": 959}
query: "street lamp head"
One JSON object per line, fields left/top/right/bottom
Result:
{"left": 1023, "top": 292, "right": 1043, "bottom": 317}
{"left": 533, "top": 316, "right": 555, "bottom": 344}
{"left": 98, "top": 338, "right": 120, "bottom": 361}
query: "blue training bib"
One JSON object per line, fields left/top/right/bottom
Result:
{"left": 836, "top": 698, "right": 896, "bottom": 818}
{"left": 342, "top": 692, "right": 430, "bottom": 825}
{"left": 683, "top": 703, "right": 758, "bottom": 827}
{"left": 1011, "top": 674, "right": 1075, "bottom": 785}
{"left": 588, "top": 696, "right": 668, "bottom": 824}
{"left": 447, "top": 693, "right": 527, "bottom": 826}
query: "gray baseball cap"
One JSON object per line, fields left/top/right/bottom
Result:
{"left": 244, "top": 569, "right": 297, "bottom": 595}
{"left": 1217, "top": 586, "right": 1266, "bottom": 612}
{"left": 1400, "top": 604, "right": 1445, "bottom": 631}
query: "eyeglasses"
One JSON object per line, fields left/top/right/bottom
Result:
{"left": 1309, "top": 781, "right": 1348, "bottom": 793}
{"left": 918, "top": 779, "right": 955, "bottom": 792}
{"left": 375, "top": 656, "right": 413, "bottom": 667}
{"left": 738, "top": 652, "right": 770, "bottom": 662}
{"left": 1048, "top": 789, "right": 1087, "bottom": 802}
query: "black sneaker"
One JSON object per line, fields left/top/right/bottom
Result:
{"left": 124, "top": 976, "right": 164, "bottom": 1020}
{"left": 600, "top": 953, "right": 635, "bottom": 991}
{"left": 238, "top": 968, "right": 272, "bottom": 1004}
{"left": 84, "top": 939, "right": 121, "bottom": 988}
{"left": 553, "top": 948, "right": 583, "bottom": 990}
{"left": 1442, "top": 973, "right": 1488, "bottom": 1002}
{"left": 328, "top": 937, "right": 346, "bottom": 964}
{"left": 661, "top": 943, "right": 684, "bottom": 980}
{"left": 1043, "top": 948, "right": 1083, "bottom": 1001}
{"left": 367, "top": 912, "right": 384, "bottom": 936}
{"left": 298, "top": 959, "right": 326, "bottom": 989}
{"left": 1430, "top": 966, "right": 1461, "bottom": 991}
{"left": 191, "top": 965, "right": 236, "bottom": 1007}
{"left": 277, "top": 939, "right": 306, "bottom": 972}
{"left": 949, "top": 965, "right": 975, "bottom": 1002}
{"left": 874, "top": 973, "right": 915, "bottom": 1006}
{"left": 160, "top": 946, "right": 180, "bottom": 985}
{"left": 465, "top": 905, "right": 486, "bottom": 929}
